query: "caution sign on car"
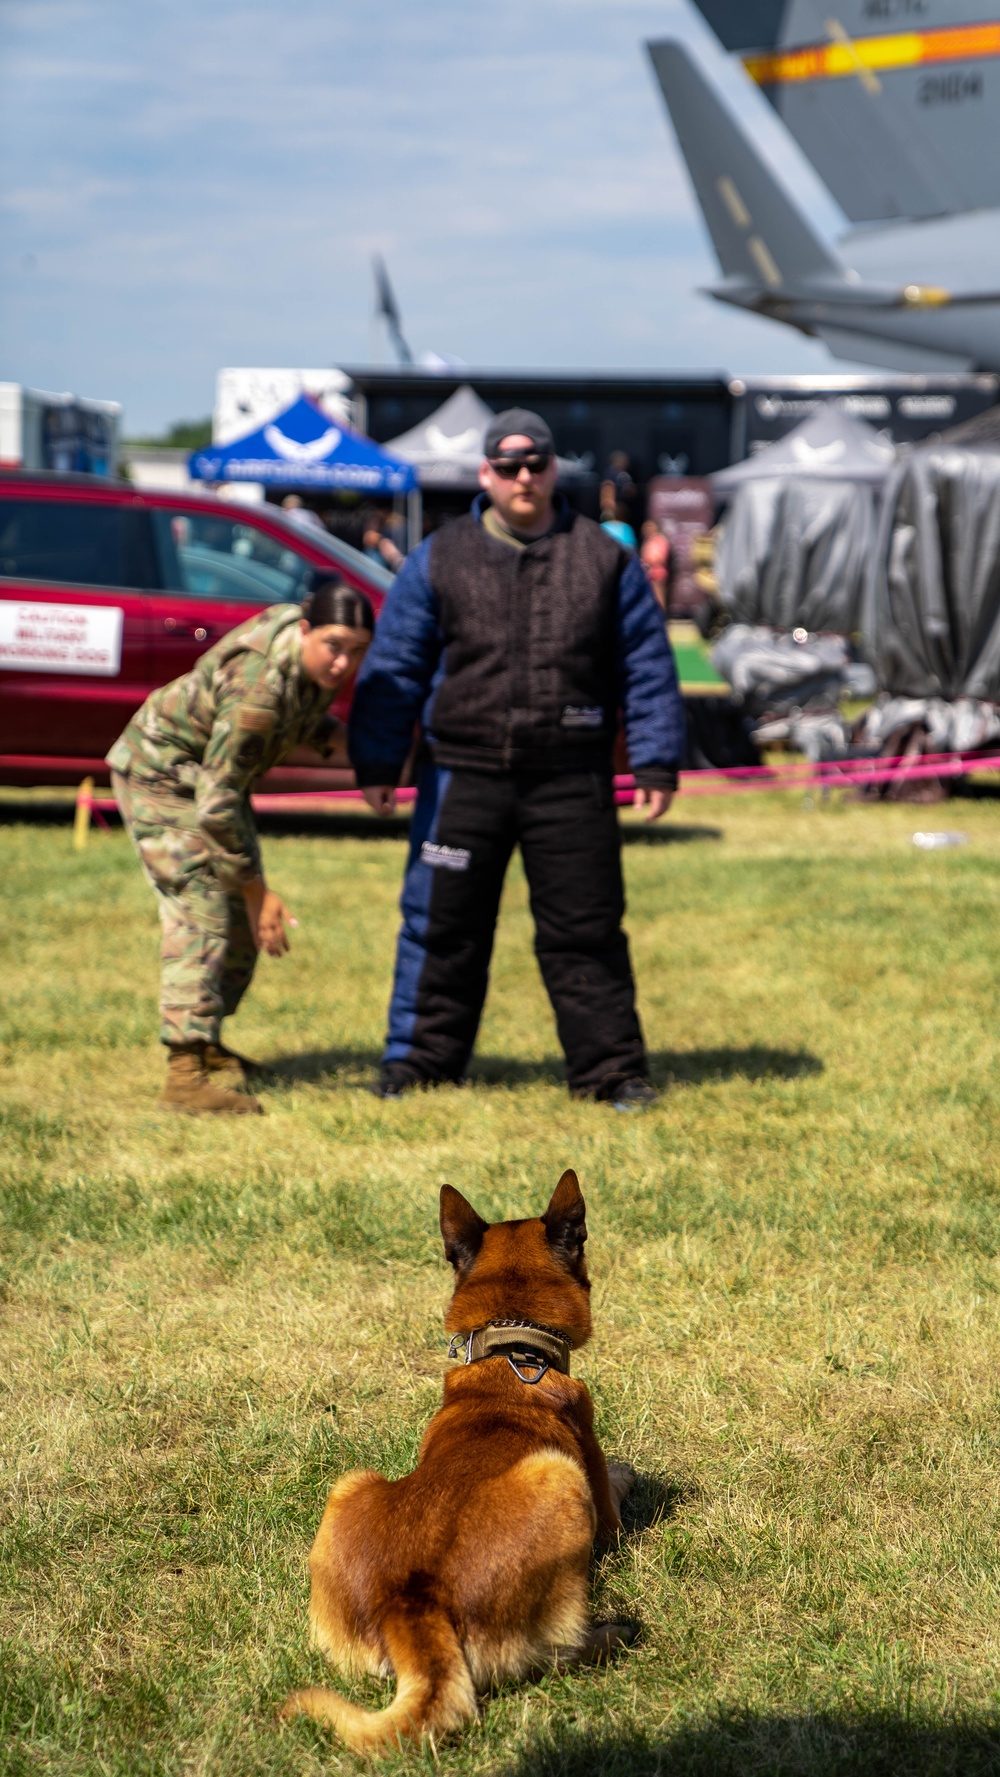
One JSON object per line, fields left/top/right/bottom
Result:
{"left": 0, "top": 600, "right": 124, "bottom": 675}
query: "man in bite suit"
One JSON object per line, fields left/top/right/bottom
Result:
{"left": 348, "top": 408, "right": 685, "bottom": 1107}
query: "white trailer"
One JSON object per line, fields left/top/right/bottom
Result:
{"left": 213, "top": 367, "right": 352, "bottom": 445}
{"left": 0, "top": 383, "right": 121, "bottom": 475}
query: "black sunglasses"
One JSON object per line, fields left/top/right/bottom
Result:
{"left": 488, "top": 454, "right": 553, "bottom": 480}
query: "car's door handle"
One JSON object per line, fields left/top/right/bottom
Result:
{"left": 162, "top": 617, "right": 215, "bottom": 641}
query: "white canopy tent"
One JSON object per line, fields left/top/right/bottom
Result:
{"left": 386, "top": 385, "right": 496, "bottom": 490}
{"left": 386, "top": 384, "right": 593, "bottom": 536}
{"left": 711, "top": 405, "right": 896, "bottom": 499}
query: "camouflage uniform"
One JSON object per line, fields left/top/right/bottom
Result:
{"left": 107, "top": 605, "right": 340, "bottom": 1047}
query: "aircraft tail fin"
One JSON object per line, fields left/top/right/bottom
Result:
{"left": 646, "top": 38, "right": 841, "bottom": 289}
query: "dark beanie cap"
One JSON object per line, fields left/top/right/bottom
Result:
{"left": 483, "top": 408, "right": 555, "bottom": 459}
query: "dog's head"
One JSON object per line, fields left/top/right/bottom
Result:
{"left": 439, "top": 1170, "right": 592, "bottom": 1348}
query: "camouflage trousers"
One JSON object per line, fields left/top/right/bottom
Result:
{"left": 112, "top": 770, "right": 257, "bottom": 1047}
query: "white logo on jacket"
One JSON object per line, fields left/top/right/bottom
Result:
{"left": 420, "top": 841, "right": 472, "bottom": 871}
{"left": 560, "top": 706, "right": 604, "bottom": 730}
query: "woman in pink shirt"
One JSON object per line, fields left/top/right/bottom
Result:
{"left": 640, "top": 521, "right": 670, "bottom": 612}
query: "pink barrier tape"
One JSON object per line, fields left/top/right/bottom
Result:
{"left": 252, "top": 786, "right": 418, "bottom": 808}
{"left": 78, "top": 791, "right": 112, "bottom": 829}
{"left": 82, "top": 748, "right": 1000, "bottom": 819}
{"left": 636, "top": 752, "right": 1000, "bottom": 800}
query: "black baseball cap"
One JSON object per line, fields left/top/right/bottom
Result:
{"left": 483, "top": 408, "right": 555, "bottom": 459}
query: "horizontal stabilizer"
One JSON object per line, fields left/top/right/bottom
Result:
{"left": 647, "top": 37, "right": 840, "bottom": 290}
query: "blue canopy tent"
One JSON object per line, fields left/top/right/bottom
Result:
{"left": 189, "top": 395, "right": 421, "bottom": 545}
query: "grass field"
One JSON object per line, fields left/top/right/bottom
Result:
{"left": 4, "top": 790, "right": 1000, "bottom": 1776}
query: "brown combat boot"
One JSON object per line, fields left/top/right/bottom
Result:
{"left": 203, "top": 1041, "right": 259, "bottom": 1086}
{"left": 161, "top": 1044, "right": 263, "bottom": 1115}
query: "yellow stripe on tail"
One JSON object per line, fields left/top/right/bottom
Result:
{"left": 745, "top": 21, "right": 1000, "bottom": 86}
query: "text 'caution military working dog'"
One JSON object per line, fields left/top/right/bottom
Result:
{"left": 280, "top": 1170, "right": 636, "bottom": 1754}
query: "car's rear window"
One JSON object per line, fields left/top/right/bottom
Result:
{"left": 0, "top": 499, "right": 155, "bottom": 588}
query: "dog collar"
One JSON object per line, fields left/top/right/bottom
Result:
{"left": 447, "top": 1320, "right": 571, "bottom": 1385}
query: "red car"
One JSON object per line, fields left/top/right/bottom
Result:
{"left": 0, "top": 471, "right": 393, "bottom": 791}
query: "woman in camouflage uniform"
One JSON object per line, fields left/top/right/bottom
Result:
{"left": 107, "top": 580, "right": 374, "bottom": 1115}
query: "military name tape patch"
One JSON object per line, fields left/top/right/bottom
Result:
{"left": 420, "top": 841, "right": 472, "bottom": 871}
{"left": 237, "top": 705, "right": 277, "bottom": 733}
{"left": 560, "top": 705, "right": 604, "bottom": 729}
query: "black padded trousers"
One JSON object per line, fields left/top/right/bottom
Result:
{"left": 383, "top": 763, "right": 647, "bottom": 1095}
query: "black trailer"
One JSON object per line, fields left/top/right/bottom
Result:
{"left": 345, "top": 368, "right": 735, "bottom": 485}
{"left": 730, "top": 374, "right": 1000, "bottom": 461}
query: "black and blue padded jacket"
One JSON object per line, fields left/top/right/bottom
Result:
{"left": 348, "top": 495, "right": 685, "bottom": 790}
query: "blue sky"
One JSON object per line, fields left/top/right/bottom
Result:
{"left": 0, "top": 0, "right": 853, "bottom": 434}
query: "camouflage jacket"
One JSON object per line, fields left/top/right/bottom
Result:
{"left": 107, "top": 605, "right": 339, "bottom": 889}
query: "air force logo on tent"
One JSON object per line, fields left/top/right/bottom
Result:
{"left": 189, "top": 396, "right": 417, "bottom": 492}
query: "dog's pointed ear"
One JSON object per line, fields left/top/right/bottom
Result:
{"left": 440, "top": 1185, "right": 488, "bottom": 1272}
{"left": 542, "top": 1169, "right": 587, "bottom": 1272}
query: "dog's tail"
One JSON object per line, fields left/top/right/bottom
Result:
{"left": 280, "top": 1604, "right": 477, "bottom": 1754}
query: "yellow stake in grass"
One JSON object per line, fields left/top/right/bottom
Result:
{"left": 73, "top": 776, "right": 94, "bottom": 852}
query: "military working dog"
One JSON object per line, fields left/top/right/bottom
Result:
{"left": 280, "top": 1170, "right": 635, "bottom": 1753}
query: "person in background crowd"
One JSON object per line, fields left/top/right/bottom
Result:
{"left": 361, "top": 507, "right": 405, "bottom": 573}
{"left": 600, "top": 450, "right": 637, "bottom": 531}
{"left": 640, "top": 520, "right": 670, "bottom": 612}
{"left": 107, "top": 581, "right": 373, "bottom": 1116}
{"left": 349, "top": 407, "right": 684, "bottom": 1110}
{"left": 281, "top": 493, "right": 327, "bottom": 535}
{"left": 601, "top": 502, "right": 637, "bottom": 549}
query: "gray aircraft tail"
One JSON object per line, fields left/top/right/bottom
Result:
{"left": 688, "top": 1, "right": 996, "bottom": 223}
{"left": 646, "top": 38, "right": 841, "bottom": 292}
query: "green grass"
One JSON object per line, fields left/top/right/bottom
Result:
{"left": 4, "top": 791, "right": 1000, "bottom": 1775}
{"left": 666, "top": 622, "right": 728, "bottom": 689}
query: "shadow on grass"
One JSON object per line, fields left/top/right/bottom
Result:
{"left": 260, "top": 1046, "right": 822, "bottom": 1090}
{"left": 0, "top": 801, "right": 721, "bottom": 846}
{"left": 951, "top": 778, "right": 1000, "bottom": 801}
{"left": 620, "top": 822, "right": 722, "bottom": 845}
{"left": 468, "top": 1047, "right": 822, "bottom": 1090}
{"left": 507, "top": 1714, "right": 1000, "bottom": 1776}
{"left": 257, "top": 812, "right": 720, "bottom": 843}
{"left": 254, "top": 809, "right": 412, "bottom": 841}
{"left": 651, "top": 1045, "right": 823, "bottom": 1086}
{"left": 0, "top": 796, "right": 101, "bottom": 827}
{"left": 262, "top": 1046, "right": 382, "bottom": 1084}
{"left": 0, "top": 796, "right": 414, "bottom": 841}
{"left": 618, "top": 1470, "right": 693, "bottom": 1538}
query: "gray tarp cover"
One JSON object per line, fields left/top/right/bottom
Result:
{"left": 716, "top": 476, "right": 877, "bottom": 633}
{"left": 709, "top": 624, "right": 878, "bottom": 759}
{"left": 865, "top": 443, "right": 1000, "bottom": 703}
{"left": 711, "top": 624, "right": 851, "bottom": 707}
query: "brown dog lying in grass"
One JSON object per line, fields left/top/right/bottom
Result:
{"left": 280, "top": 1169, "right": 636, "bottom": 1754}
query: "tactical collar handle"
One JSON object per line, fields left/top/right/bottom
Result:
{"left": 447, "top": 1321, "right": 571, "bottom": 1382}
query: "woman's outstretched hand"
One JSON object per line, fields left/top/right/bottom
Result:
{"left": 257, "top": 890, "right": 292, "bottom": 956}
{"left": 243, "top": 879, "right": 293, "bottom": 956}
